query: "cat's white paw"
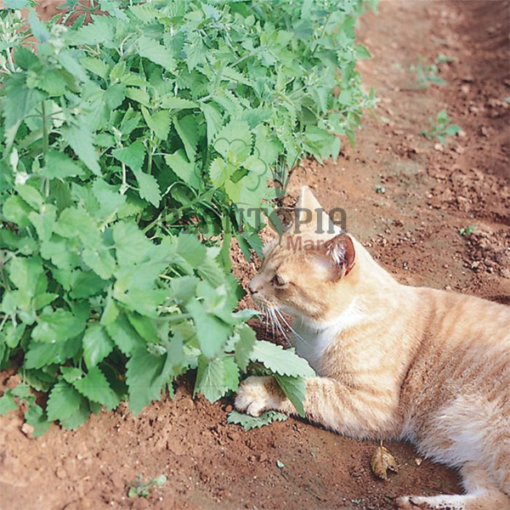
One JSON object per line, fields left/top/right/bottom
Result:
{"left": 235, "top": 376, "right": 278, "bottom": 417}
{"left": 394, "top": 496, "right": 428, "bottom": 509}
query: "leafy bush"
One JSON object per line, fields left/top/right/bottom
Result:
{"left": 0, "top": 0, "right": 374, "bottom": 433}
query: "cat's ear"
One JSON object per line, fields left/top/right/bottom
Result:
{"left": 294, "top": 186, "right": 339, "bottom": 235}
{"left": 321, "top": 233, "right": 356, "bottom": 278}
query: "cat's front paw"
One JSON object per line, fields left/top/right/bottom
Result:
{"left": 235, "top": 376, "right": 283, "bottom": 417}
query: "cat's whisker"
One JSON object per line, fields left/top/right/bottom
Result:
{"left": 274, "top": 307, "right": 311, "bottom": 347}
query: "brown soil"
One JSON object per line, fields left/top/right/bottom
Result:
{"left": 1, "top": 2, "right": 509, "bottom": 510}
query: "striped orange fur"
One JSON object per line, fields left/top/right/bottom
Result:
{"left": 235, "top": 187, "right": 510, "bottom": 510}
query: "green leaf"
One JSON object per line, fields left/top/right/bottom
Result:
{"left": 142, "top": 107, "right": 171, "bottom": 140}
{"left": 105, "top": 313, "right": 144, "bottom": 355}
{"left": 227, "top": 410, "right": 287, "bottom": 431}
{"left": 160, "top": 97, "right": 197, "bottom": 110}
{"left": 59, "top": 395, "right": 90, "bottom": 430}
{"left": 91, "top": 179, "right": 126, "bottom": 219}
{"left": 40, "top": 151, "right": 85, "bottom": 180}
{"left": 113, "top": 221, "right": 151, "bottom": 266}
{"left": 138, "top": 36, "right": 176, "bottom": 72}
{"left": 69, "top": 270, "right": 106, "bottom": 300}
{"left": 73, "top": 367, "right": 120, "bottom": 410}
{"left": 0, "top": 391, "right": 18, "bottom": 415}
{"left": 177, "top": 233, "right": 206, "bottom": 267}
{"left": 249, "top": 341, "right": 315, "bottom": 378}
{"left": 274, "top": 375, "right": 306, "bottom": 417}
{"left": 46, "top": 381, "right": 82, "bottom": 421}
{"left": 82, "top": 323, "right": 114, "bottom": 368}
{"left": 111, "top": 141, "right": 145, "bottom": 172}
{"left": 174, "top": 115, "right": 199, "bottom": 162}
{"left": 25, "top": 402, "right": 51, "bottom": 436}
{"left": 32, "top": 309, "right": 85, "bottom": 343}
{"left": 195, "top": 356, "right": 239, "bottom": 402}
{"left": 80, "top": 57, "right": 109, "bottom": 79}
{"left": 186, "top": 299, "right": 231, "bottom": 359}
{"left": 201, "top": 103, "right": 223, "bottom": 145}
{"left": 214, "top": 120, "right": 252, "bottom": 161}
{"left": 62, "top": 125, "right": 101, "bottom": 176}
{"left": 235, "top": 325, "right": 256, "bottom": 370}
{"left": 16, "top": 184, "right": 43, "bottom": 209}
{"left": 74, "top": 15, "right": 115, "bottom": 45}
{"left": 82, "top": 246, "right": 116, "bottom": 280}
{"left": 126, "top": 348, "right": 172, "bottom": 414}
{"left": 4, "top": 74, "right": 44, "bottom": 134}
{"left": 3, "top": 195, "right": 33, "bottom": 228}
{"left": 164, "top": 150, "right": 199, "bottom": 188}
{"left": 133, "top": 170, "right": 161, "bottom": 207}
{"left": 127, "top": 313, "right": 158, "bottom": 343}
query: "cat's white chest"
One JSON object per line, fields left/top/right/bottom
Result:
{"left": 290, "top": 301, "right": 366, "bottom": 374}
{"left": 291, "top": 325, "right": 337, "bottom": 373}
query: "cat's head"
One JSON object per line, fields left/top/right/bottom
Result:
{"left": 248, "top": 187, "right": 360, "bottom": 325}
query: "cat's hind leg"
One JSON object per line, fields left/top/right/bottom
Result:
{"left": 395, "top": 463, "right": 510, "bottom": 510}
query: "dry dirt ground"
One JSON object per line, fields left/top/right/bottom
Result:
{"left": 1, "top": 1, "right": 509, "bottom": 510}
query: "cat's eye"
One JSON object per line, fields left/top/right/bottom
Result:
{"left": 271, "top": 275, "right": 286, "bottom": 288}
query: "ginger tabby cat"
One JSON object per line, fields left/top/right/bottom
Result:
{"left": 235, "top": 187, "right": 510, "bottom": 510}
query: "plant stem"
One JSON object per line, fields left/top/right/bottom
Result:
{"left": 42, "top": 101, "right": 49, "bottom": 165}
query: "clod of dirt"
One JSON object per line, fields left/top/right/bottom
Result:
{"left": 371, "top": 446, "right": 398, "bottom": 481}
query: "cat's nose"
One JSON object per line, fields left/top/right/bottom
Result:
{"left": 248, "top": 281, "right": 257, "bottom": 295}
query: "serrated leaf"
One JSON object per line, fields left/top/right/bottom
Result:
{"left": 160, "top": 97, "right": 197, "bottom": 110}
{"left": 227, "top": 410, "right": 287, "bottom": 431}
{"left": 73, "top": 367, "right": 119, "bottom": 410}
{"left": 91, "top": 179, "right": 126, "bottom": 220}
{"left": 186, "top": 299, "right": 231, "bottom": 359}
{"left": 201, "top": 102, "right": 223, "bottom": 145}
{"left": 46, "top": 381, "right": 82, "bottom": 421}
{"left": 111, "top": 141, "right": 145, "bottom": 172}
{"left": 82, "top": 323, "right": 114, "bottom": 368}
{"left": 82, "top": 246, "right": 116, "bottom": 280}
{"left": 164, "top": 150, "right": 199, "bottom": 188}
{"left": 138, "top": 36, "right": 176, "bottom": 72}
{"left": 80, "top": 57, "right": 109, "bottom": 79}
{"left": 195, "top": 356, "right": 239, "bottom": 402}
{"left": 4, "top": 74, "right": 44, "bottom": 133}
{"left": 0, "top": 391, "right": 18, "bottom": 415}
{"left": 174, "top": 115, "right": 199, "bottom": 162}
{"left": 141, "top": 107, "right": 171, "bottom": 140}
{"left": 25, "top": 402, "right": 51, "bottom": 436}
{"left": 214, "top": 120, "right": 252, "bottom": 161}
{"left": 40, "top": 151, "right": 85, "bottom": 180}
{"left": 74, "top": 15, "right": 115, "bottom": 45}
{"left": 249, "top": 341, "right": 315, "bottom": 378}
{"left": 105, "top": 313, "right": 144, "bottom": 355}
{"left": 127, "top": 313, "right": 158, "bottom": 343}
{"left": 32, "top": 309, "right": 85, "bottom": 343}
{"left": 62, "top": 125, "right": 100, "bottom": 176}
{"left": 177, "top": 233, "right": 206, "bottom": 267}
{"left": 274, "top": 374, "right": 306, "bottom": 417}
{"left": 235, "top": 325, "right": 256, "bottom": 370}
{"left": 126, "top": 348, "right": 172, "bottom": 414}
{"left": 133, "top": 170, "right": 161, "bottom": 207}
{"left": 113, "top": 221, "right": 151, "bottom": 266}
{"left": 59, "top": 395, "right": 90, "bottom": 430}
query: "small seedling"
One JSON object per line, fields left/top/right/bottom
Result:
{"left": 435, "top": 54, "right": 455, "bottom": 64}
{"left": 459, "top": 226, "right": 477, "bottom": 237}
{"left": 410, "top": 57, "right": 445, "bottom": 89}
{"left": 421, "top": 110, "right": 461, "bottom": 145}
{"left": 352, "top": 499, "right": 362, "bottom": 505}
{"left": 128, "top": 474, "right": 167, "bottom": 498}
